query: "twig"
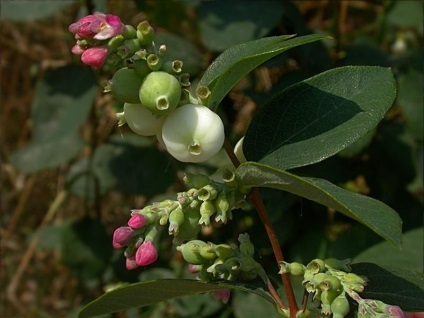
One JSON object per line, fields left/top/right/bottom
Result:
{"left": 223, "top": 139, "right": 298, "bottom": 316}
{"left": 6, "top": 190, "right": 68, "bottom": 312}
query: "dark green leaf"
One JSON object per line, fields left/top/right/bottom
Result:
{"left": 11, "top": 133, "right": 84, "bottom": 173}
{"left": 198, "top": 0, "right": 284, "bottom": 51}
{"left": 198, "top": 34, "right": 328, "bottom": 110}
{"left": 386, "top": 0, "right": 423, "bottom": 33}
{"left": 236, "top": 162, "right": 402, "bottom": 246}
{"left": 31, "top": 65, "right": 96, "bottom": 142}
{"left": 1, "top": 0, "right": 74, "bottom": 21}
{"left": 397, "top": 70, "right": 424, "bottom": 141}
{"left": 79, "top": 279, "right": 273, "bottom": 318}
{"left": 351, "top": 263, "right": 424, "bottom": 311}
{"left": 66, "top": 134, "right": 175, "bottom": 197}
{"left": 155, "top": 33, "right": 204, "bottom": 76}
{"left": 61, "top": 217, "right": 113, "bottom": 282}
{"left": 233, "top": 291, "right": 281, "bottom": 318}
{"left": 244, "top": 66, "right": 397, "bottom": 169}
{"left": 353, "top": 227, "right": 423, "bottom": 272}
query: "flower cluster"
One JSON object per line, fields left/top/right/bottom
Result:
{"left": 179, "top": 233, "right": 265, "bottom": 283}
{"left": 68, "top": 12, "right": 125, "bottom": 67}
{"left": 280, "top": 258, "right": 405, "bottom": 318}
{"left": 112, "top": 170, "right": 249, "bottom": 269}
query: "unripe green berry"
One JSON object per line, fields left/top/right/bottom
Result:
{"left": 168, "top": 206, "right": 184, "bottom": 235}
{"left": 173, "top": 206, "right": 201, "bottom": 243}
{"left": 183, "top": 173, "right": 211, "bottom": 189}
{"left": 110, "top": 68, "right": 143, "bottom": 103}
{"left": 197, "top": 184, "right": 218, "bottom": 201}
{"left": 139, "top": 71, "right": 181, "bottom": 115}
{"left": 161, "top": 104, "right": 225, "bottom": 163}
{"left": 122, "top": 103, "right": 165, "bottom": 136}
{"left": 131, "top": 59, "right": 151, "bottom": 78}
{"left": 177, "top": 240, "right": 208, "bottom": 265}
{"left": 199, "top": 200, "right": 215, "bottom": 225}
{"left": 215, "top": 244, "right": 234, "bottom": 260}
{"left": 330, "top": 293, "right": 350, "bottom": 318}
{"left": 199, "top": 243, "right": 217, "bottom": 260}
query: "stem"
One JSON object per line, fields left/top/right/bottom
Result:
{"left": 223, "top": 140, "right": 298, "bottom": 316}
{"left": 248, "top": 189, "right": 298, "bottom": 316}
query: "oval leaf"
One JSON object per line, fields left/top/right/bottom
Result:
{"left": 235, "top": 162, "right": 402, "bottom": 246}
{"left": 11, "top": 133, "right": 84, "bottom": 173}
{"left": 244, "top": 66, "right": 397, "bottom": 170}
{"left": 353, "top": 227, "right": 423, "bottom": 272}
{"left": 198, "top": 0, "right": 284, "bottom": 51}
{"left": 31, "top": 65, "right": 97, "bottom": 142}
{"left": 79, "top": 279, "right": 274, "bottom": 318}
{"left": 198, "top": 33, "right": 329, "bottom": 110}
{"left": 351, "top": 263, "right": 424, "bottom": 311}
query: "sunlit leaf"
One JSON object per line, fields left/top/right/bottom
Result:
{"left": 244, "top": 66, "right": 396, "bottom": 169}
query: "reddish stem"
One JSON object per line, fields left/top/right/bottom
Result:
{"left": 223, "top": 140, "right": 298, "bottom": 316}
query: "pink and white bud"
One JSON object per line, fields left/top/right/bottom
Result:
{"left": 81, "top": 47, "right": 109, "bottom": 68}
{"left": 126, "top": 256, "right": 139, "bottom": 270}
{"left": 212, "top": 289, "right": 230, "bottom": 304}
{"left": 68, "top": 12, "right": 124, "bottom": 40}
{"left": 128, "top": 214, "right": 147, "bottom": 229}
{"left": 112, "top": 226, "right": 133, "bottom": 248}
{"left": 71, "top": 44, "right": 85, "bottom": 55}
{"left": 188, "top": 264, "right": 202, "bottom": 274}
{"left": 135, "top": 241, "right": 158, "bottom": 266}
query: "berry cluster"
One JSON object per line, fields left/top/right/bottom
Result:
{"left": 69, "top": 12, "right": 225, "bottom": 163}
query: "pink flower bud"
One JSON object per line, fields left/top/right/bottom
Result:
{"left": 126, "top": 256, "right": 138, "bottom": 270}
{"left": 388, "top": 306, "right": 405, "bottom": 318}
{"left": 68, "top": 12, "right": 124, "bottom": 40}
{"left": 212, "top": 289, "right": 230, "bottom": 304}
{"left": 81, "top": 47, "right": 109, "bottom": 68}
{"left": 128, "top": 214, "right": 147, "bottom": 229}
{"left": 71, "top": 44, "right": 85, "bottom": 55}
{"left": 112, "top": 226, "right": 133, "bottom": 248}
{"left": 135, "top": 241, "right": 158, "bottom": 266}
{"left": 188, "top": 264, "right": 202, "bottom": 274}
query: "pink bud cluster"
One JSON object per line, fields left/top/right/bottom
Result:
{"left": 112, "top": 213, "right": 158, "bottom": 270}
{"left": 68, "top": 12, "right": 125, "bottom": 68}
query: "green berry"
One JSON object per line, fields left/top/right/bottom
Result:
{"left": 139, "top": 71, "right": 181, "bottom": 115}
{"left": 177, "top": 240, "right": 208, "bottom": 265}
{"left": 110, "top": 68, "right": 143, "bottom": 103}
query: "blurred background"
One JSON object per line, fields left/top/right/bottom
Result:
{"left": 1, "top": 1, "right": 422, "bottom": 317}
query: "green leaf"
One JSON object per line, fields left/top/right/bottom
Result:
{"left": 386, "top": 0, "right": 423, "bottom": 34}
{"left": 353, "top": 227, "right": 423, "bottom": 272}
{"left": 66, "top": 134, "right": 175, "bottom": 197}
{"left": 61, "top": 217, "right": 113, "bottom": 282}
{"left": 79, "top": 279, "right": 273, "bottom": 318}
{"left": 397, "top": 70, "right": 424, "bottom": 141}
{"left": 233, "top": 292, "right": 282, "bottom": 318}
{"left": 1, "top": 0, "right": 74, "bottom": 21}
{"left": 235, "top": 162, "right": 402, "bottom": 246}
{"left": 155, "top": 33, "right": 204, "bottom": 76}
{"left": 198, "top": 0, "right": 284, "bottom": 51}
{"left": 351, "top": 263, "right": 424, "bottom": 311}
{"left": 198, "top": 33, "right": 328, "bottom": 110}
{"left": 11, "top": 133, "right": 84, "bottom": 173}
{"left": 244, "top": 66, "right": 397, "bottom": 170}
{"left": 31, "top": 65, "right": 97, "bottom": 142}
